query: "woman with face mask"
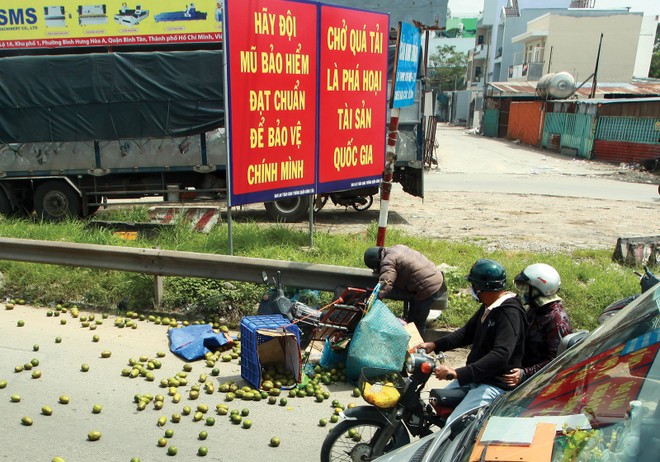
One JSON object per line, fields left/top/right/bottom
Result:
{"left": 503, "top": 263, "right": 573, "bottom": 388}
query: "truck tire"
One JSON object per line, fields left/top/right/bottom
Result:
{"left": 0, "top": 189, "right": 12, "bottom": 216}
{"left": 34, "top": 181, "right": 82, "bottom": 221}
{"left": 264, "top": 197, "right": 310, "bottom": 222}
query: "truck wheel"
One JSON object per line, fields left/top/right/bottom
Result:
{"left": 0, "top": 189, "right": 12, "bottom": 216}
{"left": 264, "top": 197, "right": 310, "bottom": 222}
{"left": 34, "top": 181, "right": 82, "bottom": 221}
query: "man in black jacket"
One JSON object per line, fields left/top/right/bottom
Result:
{"left": 417, "top": 258, "right": 527, "bottom": 423}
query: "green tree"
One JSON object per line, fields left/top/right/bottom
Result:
{"left": 428, "top": 45, "right": 468, "bottom": 92}
{"left": 650, "top": 24, "right": 660, "bottom": 78}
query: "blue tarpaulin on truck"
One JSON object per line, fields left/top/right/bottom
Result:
{"left": 0, "top": 50, "right": 224, "bottom": 143}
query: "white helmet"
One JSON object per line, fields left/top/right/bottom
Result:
{"left": 514, "top": 263, "right": 561, "bottom": 297}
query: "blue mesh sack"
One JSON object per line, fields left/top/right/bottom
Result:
{"left": 345, "top": 299, "right": 410, "bottom": 382}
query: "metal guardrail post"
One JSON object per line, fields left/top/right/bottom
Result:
{"left": 0, "top": 237, "right": 378, "bottom": 292}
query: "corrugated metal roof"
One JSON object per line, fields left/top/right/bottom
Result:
{"left": 551, "top": 97, "right": 660, "bottom": 104}
{"left": 488, "top": 81, "right": 660, "bottom": 97}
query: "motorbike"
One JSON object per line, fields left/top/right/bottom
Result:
{"left": 320, "top": 349, "right": 472, "bottom": 462}
{"left": 256, "top": 270, "right": 320, "bottom": 349}
{"left": 314, "top": 186, "right": 378, "bottom": 213}
{"left": 598, "top": 265, "right": 659, "bottom": 324}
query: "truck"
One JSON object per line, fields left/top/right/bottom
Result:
{"left": 0, "top": 1, "right": 440, "bottom": 221}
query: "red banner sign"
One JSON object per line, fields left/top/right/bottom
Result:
{"left": 225, "top": 0, "right": 317, "bottom": 205}
{"left": 317, "top": 6, "right": 388, "bottom": 193}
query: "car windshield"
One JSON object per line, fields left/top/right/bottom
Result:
{"left": 449, "top": 284, "right": 660, "bottom": 462}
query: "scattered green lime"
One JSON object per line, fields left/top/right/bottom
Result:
{"left": 100, "top": 350, "right": 111, "bottom": 358}
{"left": 17, "top": 320, "right": 25, "bottom": 327}
{"left": 31, "top": 370, "right": 42, "bottom": 379}
{"left": 279, "top": 398, "right": 288, "bottom": 406}
{"left": 205, "top": 417, "right": 216, "bottom": 426}
{"left": 87, "top": 430, "right": 102, "bottom": 441}
{"left": 330, "top": 414, "right": 339, "bottom": 423}
{"left": 59, "top": 395, "right": 70, "bottom": 404}
{"left": 157, "top": 416, "right": 167, "bottom": 427}
{"left": 33, "top": 344, "right": 40, "bottom": 351}
{"left": 41, "top": 405, "right": 53, "bottom": 416}
{"left": 319, "top": 418, "right": 328, "bottom": 427}
{"left": 0, "top": 380, "right": 7, "bottom": 389}
{"left": 167, "top": 446, "right": 178, "bottom": 456}
{"left": 30, "top": 357, "right": 40, "bottom": 366}
{"left": 198, "top": 430, "right": 208, "bottom": 440}
{"left": 55, "top": 337, "right": 62, "bottom": 343}
{"left": 241, "top": 408, "right": 250, "bottom": 416}
{"left": 92, "top": 404, "right": 103, "bottom": 414}
{"left": 157, "top": 437, "right": 167, "bottom": 447}
{"left": 14, "top": 365, "right": 23, "bottom": 373}
{"left": 81, "top": 363, "right": 90, "bottom": 372}
{"left": 164, "top": 428, "right": 174, "bottom": 438}
{"left": 198, "top": 446, "right": 209, "bottom": 456}
{"left": 10, "top": 394, "right": 21, "bottom": 402}
{"left": 21, "top": 416, "right": 33, "bottom": 426}
{"left": 5, "top": 303, "right": 14, "bottom": 310}
{"left": 130, "top": 458, "right": 141, "bottom": 462}
{"left": 242, "top": 419, "right": 252, "bottom": 429}
{"left": 270, "top": 436, "right": 281, "bottom": 447}
{"left": 92, "top": 335, "right": 100, "bottom": 342}
{"left": 52, "top": 458, "right": 66, "bottom": 462}
{"left": 60, "top": 319, "right": 67, "bottom": 325}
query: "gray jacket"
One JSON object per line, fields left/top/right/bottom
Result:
{"left": 377, "top": 244, "right": 444, "bottom": 301}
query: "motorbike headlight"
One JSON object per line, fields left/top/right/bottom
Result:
{"left": 405, "top": 353, "right": 416, "bottom": 374}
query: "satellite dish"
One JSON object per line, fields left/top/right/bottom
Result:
{"left": 536, "top": 72, "right": 576, "bottom": 99}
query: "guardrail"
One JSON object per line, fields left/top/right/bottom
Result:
{"left": 0, "top": 237, "right": 378, "bottom": 293}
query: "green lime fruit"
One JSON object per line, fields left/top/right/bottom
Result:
{"left": 198, "top": 446, "right": 209, "bottom": 456}
{"left": 31, "top": 370, "right": 42, "bottom": 379}
{"left": 164, "top": 429, "right": 174, "bottom": 438}
{"left": 205, "top": 417, "right": 215, "bottom": 426}
{"left": 17, "top": 320, "right": 25, "bottom": 327}
{"left": 87, "top": 430, "right": 102, "bottom": 441}
{"left": 100, "top": 350, "right": 111, "bottom": 358}
{"left": 198, "top": 430, "right": 208, "bottom": 440}
{"left": 241, "top": 408, "right": 250, "bottom": 416}
{"left": 157, "top": 438, "right": 167, "bottom": 447}
{"left": 81, "top": 364, "right": 90, "bottom": 372}
{"left": 319, "top": 418, "right": 328, "bottom": 427}
{"left": 21, "top": 416, "right": 33, "bottom": 426}
{"left": 279, "top": 398, "right": 288, "bottom": 406}
{"left": 270, "top": 436, "right": 281, "bottom": 447}
{"left": 0, "top": 380, "right": 7, "bottom": 389}
{"left": 92, "top": 335, "right": 100, "bottom": 342}
{"left": 59, "top": 395, "right": 70, "bottom": 404}
{"left": 55, "top": 337, "right": 62, "bottom": 344}
{"left": 33, "top": 344, "right": 40, "bottom": 352}
{"left": 10, "top": 394, "right": 21, "bottom": 402}
{"left": 242, "top": 419, "right": 252, "bottom": 429}
{"left": 330, "top": 414, "right": 339, "bottom": 423}
{"left": 167, "top": 446, "right": 178, "bottom": 456}
{"left": 41, "top": 405, "right": 53, "bottom": 416}
{"left": 92, "top": 404, "right": 103, "bottom": 414}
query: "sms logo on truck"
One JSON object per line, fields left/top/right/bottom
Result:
{"left": 0, "top": 8, "right": 38, "bottom": 26}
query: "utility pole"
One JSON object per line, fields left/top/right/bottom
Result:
{"left": 590, "top": 33, "right": 603, "bottom": 99}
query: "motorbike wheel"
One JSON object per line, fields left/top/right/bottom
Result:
{"left": 320, "top": 419, "right": 409, "bottom": 462}
{"left": 352, "top": 195, "right": 373, "bottom": 211}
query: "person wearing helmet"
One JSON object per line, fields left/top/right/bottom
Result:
{"left": 502, "top": 263, "right": 572, "bottom": 387}
{"left": 363, "top": 244, "right": 445, "bottom": 335}
{"left": 417, "top": 258, "right": 527, "bottom": 424}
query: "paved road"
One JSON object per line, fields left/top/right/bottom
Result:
{"left": 428, "top": 125, "right": 659, "bottom": 204}
{"left": 0, "top": 305, "right": 361, "bottom": 462}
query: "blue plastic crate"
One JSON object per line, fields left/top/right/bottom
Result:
{"left": 240, "top": 314, "right": 301, "bottom": 389}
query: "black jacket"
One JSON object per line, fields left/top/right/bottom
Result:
{"left": 433, "top": 295, "right": 527, "bottom": 391}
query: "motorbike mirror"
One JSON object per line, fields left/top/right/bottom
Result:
{"left": 261, "top": 271, "right": 268, "bottom": 284}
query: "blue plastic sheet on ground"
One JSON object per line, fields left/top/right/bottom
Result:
{"left": 168, "top": 324, "right": 233, "bottom": 361}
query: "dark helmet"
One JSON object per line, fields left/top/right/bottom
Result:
{"left": 466, "top": 259, "right": 507, "bottom": 292}
{"left": 363, "top": 246, "right": 383, "bottom": 270}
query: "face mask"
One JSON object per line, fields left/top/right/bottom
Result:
{"left": 471, "top": 287, "right": 481, "bottom": 302}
